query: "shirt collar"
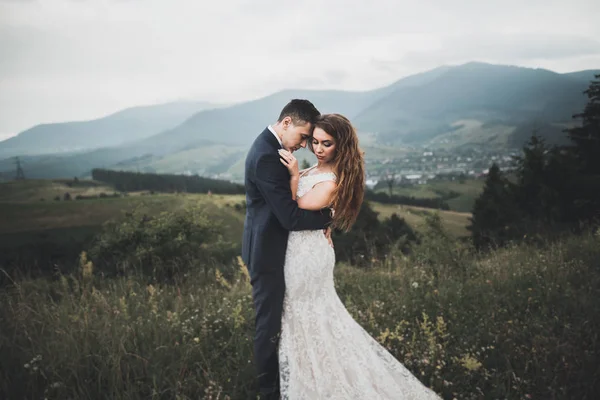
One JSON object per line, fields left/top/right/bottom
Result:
{"left": 268, "top": 125, "right": 283, "bottom": 148}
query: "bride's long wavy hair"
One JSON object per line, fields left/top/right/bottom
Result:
{"left": 310, "top": 113, "right": 365, "bottom": 232}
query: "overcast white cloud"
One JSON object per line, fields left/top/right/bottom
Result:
{"left": 0, "top": 0, "right": 599, "bottom": 138}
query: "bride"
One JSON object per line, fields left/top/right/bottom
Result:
{"left": 277, "top": 113, "right": 441, "bottom": 399}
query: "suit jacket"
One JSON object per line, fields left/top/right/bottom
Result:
{"left": 242, "top": 128, "right": 332, "bottom": 278}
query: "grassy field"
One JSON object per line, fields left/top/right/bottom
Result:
{"left": 120, "top": 145, "right": 249, "bottom": 176}
{"left": 0, "top": 180, "right": 247, "bottom": 275}
{"left": 372, "top": 203, "right": 472, "bottom": 238}
{"left": 0, "top": 179, "right": 470, "bottom": 242}
{"left": 0, "top": 192, "right": 245, "bottom": 235}
{"left": 378, "top": 178, "right": 485, "bottom": 213}
{"left": 0, "top": 179, "right": 115, "bottom": 202}
{"left": 1, "top": 179, "right": 599, "bottom": 399}
{"left": 0, "top": 178, "right": 473, "bottom": 285}
{"left": 1, "top": 225, "right": 598, "bottom": 399}
{"left": 424, "top": 119, "right": 516, "bottom": 150}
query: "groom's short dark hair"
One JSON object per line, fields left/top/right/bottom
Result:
{"left": 277, "top": 99, "right": 320, "bottom": 126}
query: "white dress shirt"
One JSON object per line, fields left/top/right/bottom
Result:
{"left": 268, "top": 125, "right": 283, "bottom": 148}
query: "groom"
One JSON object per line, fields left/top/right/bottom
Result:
{"left": 242, "top": 99, "right": 332, "bottom": 399}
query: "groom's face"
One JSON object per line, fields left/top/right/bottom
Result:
{"left": 281, "top": 117, "right": 311, "bottom": 153}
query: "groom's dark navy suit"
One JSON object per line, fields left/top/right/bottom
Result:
{"left": 242, "top": 127, "right": 331, "bottom": 398}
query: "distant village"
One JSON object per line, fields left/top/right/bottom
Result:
{"left": 203, "top": 146, "right": 520, "bottom": 187}
{"left": 362, "top": 147, "right": 519, "bottom": 188}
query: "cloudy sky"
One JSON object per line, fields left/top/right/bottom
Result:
{"left": 1, "top": 0, "right": 599, "bottom": 140}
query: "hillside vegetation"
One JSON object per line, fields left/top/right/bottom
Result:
{"left": 1, "top": 203, "right": 598, "bottom": 399}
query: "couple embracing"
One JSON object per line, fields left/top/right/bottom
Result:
{"left": 242, "top": 99, "right": 441, "bottom": 399}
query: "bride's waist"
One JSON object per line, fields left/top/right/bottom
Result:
{"left": 288, "top": 230, "right": 326, "bottom": 238}
{"left": 287, "top": 230, "right": 330, "bottom": 245}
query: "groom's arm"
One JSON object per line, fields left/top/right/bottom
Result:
{"left": 255, "top": 152, "right": 331, "bottom": 231}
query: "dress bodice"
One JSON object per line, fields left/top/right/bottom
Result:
{"left": 297, "top": 167, "right": 336, "bottom": 199}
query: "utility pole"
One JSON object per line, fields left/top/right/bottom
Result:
{"left": 15, "top": 156, "right": 25, "bottom": 180}
{"left": 384, "top": 170, "right": 395, "bottom": 197}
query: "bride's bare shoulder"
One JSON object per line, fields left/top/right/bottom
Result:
{"left": 299, "top": 164, "right": 318, "bottom": 177}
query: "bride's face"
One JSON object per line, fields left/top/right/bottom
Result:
{"left": 311, "top": 127, "right": 336, "bottom": 164}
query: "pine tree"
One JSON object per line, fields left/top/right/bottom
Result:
{"left": 512, "top": 134, "right": 549, "bottom": 221}
{"left": 468, "top": 164, "right": 521, "bottom": 249}
{"left": 332, "top": 201, "right": 383, "bottom": 265}
{"left": 567, "top": 74, "right": 600, "bottom": 175}
{"left": 565, "top": 74, "right": 600, "bottom": 225}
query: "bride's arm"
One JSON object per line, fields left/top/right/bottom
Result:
{"left": 297, "top": 181, "right": 336, "bottom": 210}
{"left": 279, "top": 149, "right": 335, "bottom": 209}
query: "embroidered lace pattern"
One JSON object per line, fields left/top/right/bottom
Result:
{"left": 278, "top": 171, "right": 441, "bottom": 399}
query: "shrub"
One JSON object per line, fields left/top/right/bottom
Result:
{"left": 233, "top": 201, "right": 246, "bottom": 212}
{"left": 333, "top": 201, "right": 418, "bottom": 266}
{"left": 89, "top": 206, "right": 237, "bottom": 281}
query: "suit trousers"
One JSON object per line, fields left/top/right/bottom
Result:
{"left": 250, "top": 269, "right": 285, "bottom": 398}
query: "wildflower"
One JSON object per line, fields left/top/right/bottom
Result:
{"left": 215, "top": 270, "right": 232, "bottom": 290}
{"left": 458, "top": 354, "right": 482, "bottom": 371}
{"left": 79, "top": 251, "right": 93, "bottom": 279}
{"left": 147, "top": 284, "right": 156, "bottom": 297}
{"left": 237, "top": 256, "right": 250, "bottom": 283}
{"left": 411, "top": 282, "right": 419, "bottom": 289}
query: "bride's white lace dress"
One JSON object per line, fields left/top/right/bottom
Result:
{"left": 278, "top": 170, "right": 441, "bottom": 399}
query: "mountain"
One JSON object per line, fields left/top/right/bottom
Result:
{"left": 50, "top": 67, "right": 454, "bottom": 174}
{"left": 0, "top": 101, "right": 219, "bottom": 159}
{"left": 352, "top": 62, "right": 592, "bottom": 147}
{"left": 1, "top": 62, "right": 595, "bottom": 180}
{"left": 3, "top": 67, "right": 451, "bottom": 180}
{"left": 563, "top": 69, "right": 600, "bottom": 82}
{"left": 0, "top": 90, "right": 382, "bottom": 179}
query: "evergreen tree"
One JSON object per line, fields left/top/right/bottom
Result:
{"left": 469, "top": 75, "right": 600, "bottom": 248}
{"left": 567, "top": 74, "right": 600, "bottom": 175}
{"left": 510, "top": 134, "right": 579, "bottom": 233}
{"left": 539, "top": 146, "right": 580, "bottom": 226}
{"left": 512, "top": 134, "right": 550, "bottom": 221}
{"left": 565, "top": 74, "right": 600, "bottom": 225}
{"left": 332, "top": 201, "right": 382, "bottom": 265}
{"left": 468, "top": 164, "right": 521, "bottom": 249}
{"left": 382, "top": 213, "right": 416, "bottom": 243}
{"left": 332, "top": 202, "right": 418, "bottom": 266}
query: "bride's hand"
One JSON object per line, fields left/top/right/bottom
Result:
{"left": 278, "top": 149, "right": 299, "bottom": 177}
{"left": 324, "top": 227, "right": 334, "bottom": 248}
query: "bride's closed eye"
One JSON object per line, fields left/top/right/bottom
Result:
{"left": 312, "top": 139, "right": 333, "bottom": 147}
